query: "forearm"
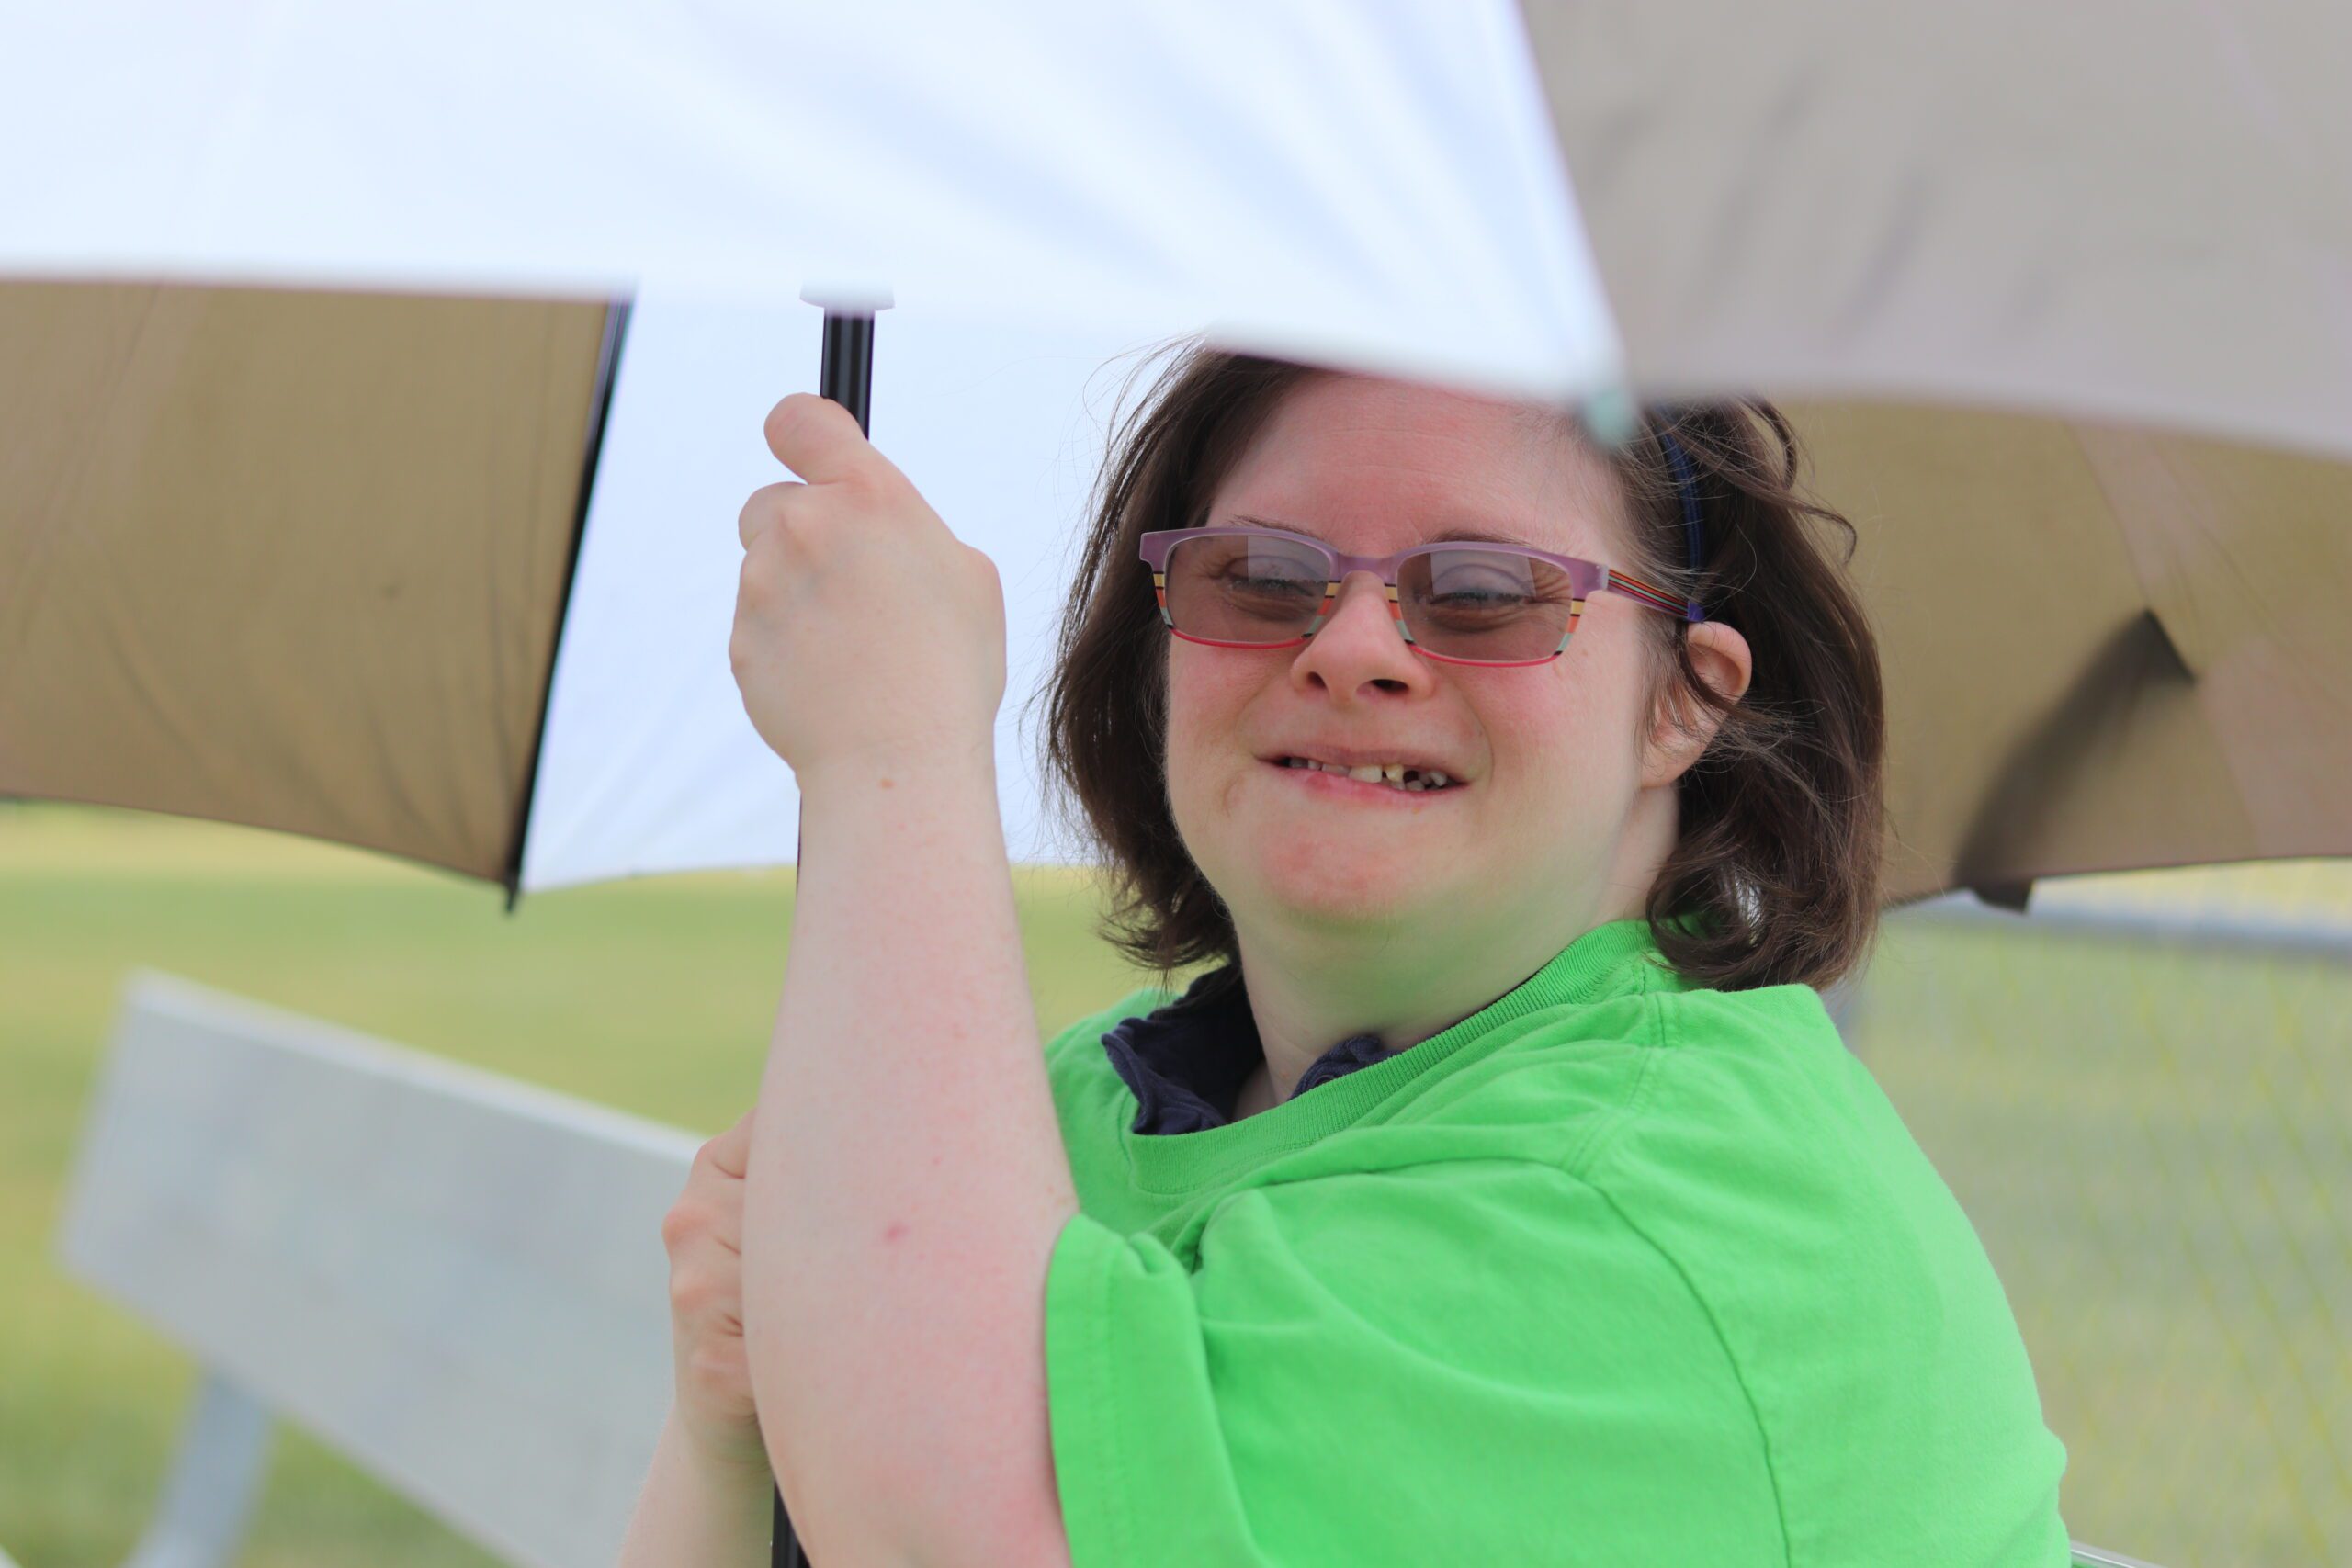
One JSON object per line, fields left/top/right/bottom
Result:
{"left": 617, "top": 1407, "right": 776, "bottom": 1568}
{"left": 741, "top": 740, "right": 1076, "bottom": 1567}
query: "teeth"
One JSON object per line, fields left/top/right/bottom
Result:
{"left": 1281, "top": 758, "right": 1456, "bottom": 791}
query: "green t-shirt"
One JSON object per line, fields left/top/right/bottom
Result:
{"left": 1040, "top": 918, "right": 2071, "bottom": 1566}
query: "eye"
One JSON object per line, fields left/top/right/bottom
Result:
{"left": 1429, "top": 571, "right": 1529, "bottom": 602}
{"left": 1207, "top": 549, "right": 1323, "bottom": 601}
{"left": 1220, "top": 566, "right": 1321, "bottom": 598}
{"left": 1217, "top": 557, "right": 1316, "bottom": 582}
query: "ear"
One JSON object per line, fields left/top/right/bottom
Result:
{"left": 1641, "top": 621, "right": 1753, "bottom": 788}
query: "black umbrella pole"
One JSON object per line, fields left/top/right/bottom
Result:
{"left": 773, "top": 1488, "right": 806, "bottom": 1568}
{"left": 819, "top": 310, "right": 877, "bottom": 436}
{"left": 769, "top": 300, "right": 881, "bottom": 1568}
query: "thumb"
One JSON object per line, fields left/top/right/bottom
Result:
{"left": 763, "top": 391, "right": 887, "bottom": 487}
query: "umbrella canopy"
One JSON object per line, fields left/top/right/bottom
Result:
{"left": 1523, "top": 0, "right": 2352, "bottom": 901}
{"left": 3, "top": 0, "right": 2347, "bottom": 904}
{"left": 0, "top": 282, "right": 618, "bottom": 887}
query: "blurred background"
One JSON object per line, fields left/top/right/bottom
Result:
{"left": 5, "top": 798, "right": 2346, "bottom": 1567}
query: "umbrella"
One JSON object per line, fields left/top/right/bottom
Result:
{"left": 4, "top": 1, "right": 2346, "bottom": 908}
{"left": 0, "top": 0, "right": 1618, "bottom": 899}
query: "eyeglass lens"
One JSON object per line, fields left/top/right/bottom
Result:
{"left": 1162, "top": 533, "right": 1576, "bottom": 663}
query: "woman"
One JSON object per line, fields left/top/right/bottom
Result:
{"left": 621, "top": 346, "right": 2072, "bottom": 1565}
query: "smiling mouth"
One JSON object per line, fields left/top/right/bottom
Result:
{"left": 1272, "top": 757, "right": 1462, "bottom": 794}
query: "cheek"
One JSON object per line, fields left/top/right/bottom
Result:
{"left": 1162, "top": 645, "right": 1257, "bottom": 820}
{"left": 1485, "top": 647, "right": 1652, "bottom": 807}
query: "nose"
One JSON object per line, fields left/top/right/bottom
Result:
{"left": 1288, "top": 570, "right": 1434, "bottom": 700}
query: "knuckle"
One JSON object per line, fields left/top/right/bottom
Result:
{"left": 661, "top": 1201, "right": 706, "bottom": 1248}
{"left": 669, "top": 1267, "right": 712, "bottom": 1315}
{"left": 779, "top": 504, "right": 834, "bottom": 550}
{"left": 738, "top": 482, "right": 794, "bottom": 547}
{"left": 737, "top": 549, "right": 779, "bottom": 611}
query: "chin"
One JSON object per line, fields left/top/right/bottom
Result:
{"left": 1248, "top": 842, "right": 1446, "bottom": 928}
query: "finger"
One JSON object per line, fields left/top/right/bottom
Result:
{"left": 672, "top": 1251, "right": 739, "bottom": 1329}
{"left": 694, "top": 1242, "right": 742, "bottom": 1324}
{"left": 708, "top": 1235, "right": 742, "bottom": 1304}
{"left": 706, "top": 1105, "right": 754, "bottom": 1180}
{"left": 702, "top": 1158, "right": 743, "bottom": 1254}
{"left": 736, "top": 480, "right": 807, "bottom": 551}
{"left": 763, "top": 392, "right": 888, "bottom": 488}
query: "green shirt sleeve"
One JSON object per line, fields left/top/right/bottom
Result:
{"left": 1044, "top": 1157, "right": 1787, "bottom": 1566}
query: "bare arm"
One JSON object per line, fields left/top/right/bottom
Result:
{"left": 725, "top": 393, "right": 1077, "bottom": 1566}
{"left": 740, "top": 746, "right": 1077, "bottom": 1568}
{"left": 617, "top": 1407, "right": 776, "bottom": 1568}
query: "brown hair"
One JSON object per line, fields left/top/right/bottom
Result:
{"left": 1033, "top": 343, "right": 1884, "bottom": 993}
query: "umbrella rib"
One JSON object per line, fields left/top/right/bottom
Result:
{"left": 501, "top": 297, "right": 634, "bottom": 912}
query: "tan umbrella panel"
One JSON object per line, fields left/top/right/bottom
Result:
{"left": 0, "top": 281, "right": 621, "bottom": 894}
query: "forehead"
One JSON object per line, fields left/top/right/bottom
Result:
{"left": 1209, "top": 373, "right": 1627, "bottom": 558}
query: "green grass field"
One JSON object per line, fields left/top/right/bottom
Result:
{"left": 1848, "top": 922, "right": 2352, "bottom": 1565}
{"left": 4, "top": 802, "right": 2346, "bottom": 1565}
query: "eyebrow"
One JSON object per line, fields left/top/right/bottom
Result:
{"left": 1227, "top": 513, "right": 1538, "bottom": 549}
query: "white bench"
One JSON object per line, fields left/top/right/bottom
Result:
{"left": 49, "top": 972, "right": 702, "bottom": 1568}
{"left": 37, "top": 971, "right": 2165, "bottom": 1568}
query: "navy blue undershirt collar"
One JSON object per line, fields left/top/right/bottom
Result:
{"left": 1098, "top": 964, "right": 1396, "bottom": 1135}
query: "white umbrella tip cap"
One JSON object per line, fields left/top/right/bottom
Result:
{"left": 798, "top": 281, "right": 896, "bottom": 313}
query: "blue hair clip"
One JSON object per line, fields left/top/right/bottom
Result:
{"left": 1656, "top": 429, "right": 1708, "bottom": 623}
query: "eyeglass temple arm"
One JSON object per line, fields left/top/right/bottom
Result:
{"left": 1602, "top": 567, "right": 1705, "bottom": 624}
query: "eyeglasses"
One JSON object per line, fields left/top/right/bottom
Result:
{"left": 1137, "top": 524, "right": 1702, "bottom": 668}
